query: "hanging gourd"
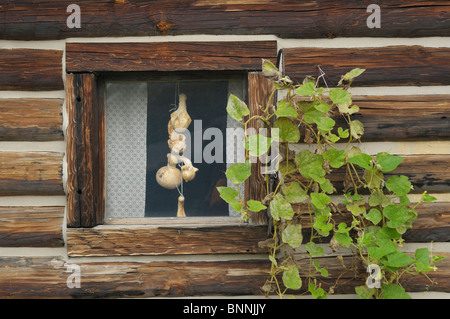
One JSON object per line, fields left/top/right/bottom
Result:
{"left": 155, "top": 92, "right": 198, "bottom": 217}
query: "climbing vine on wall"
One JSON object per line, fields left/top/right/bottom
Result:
{"left": 218, "top": 60, "right": 445, "bottom": 299}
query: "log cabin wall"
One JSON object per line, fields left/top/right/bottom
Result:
{"left": 0, "top": 0, "right": 449, "bottom": 298}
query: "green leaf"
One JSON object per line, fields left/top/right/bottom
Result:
{"left": 314, "top": 102, "right": 331, "bottom": 113}
{"left": 245, "top": 134, "right": 272, "bottom": 157}
{"left": 343, "top": 68, "right": 366, "bottom": 81}
{"left": 382, "top": 204, "right": 414, "bottom": 229}
{"left": 303, "top": 109, "right": 324, "bottom": 124}
{"left": 226, "top": 161, "right": 251, "bottom": 185}
{"left": 381, "top": 284, "right": 411, "bottom": 299}
{"left": 282, "top": 224, "right": 303, "bottom": 248}
{"left": 306, "top": 242, "right": 324, "bottom": 257}
{"left": 246, "top": 200, "right": 267, "bottom": 212}
{"left": 383, "top": 251, "right": 414, "bottom": 268}
{"left": 355, "top": 286, "right": 375, "bottom": 299}
{"left": 338, "top": 103, "right": 359, "bottom": 115}
{"left": 369, "top": 190, "right": 390, "bottom": 207}
{"left": 275, "top": 100, "right": 298, "bottom": 117}
{"left": 350, "top": 120, "right": 364, "bottom": 139}
{"left": 319, "top": 178, "right": 334, "bottom": 194}
{"left": 386, "top": 175, "right": 411, "bottom": 196}
{"left": 364, "top": 167, "right": 384, "bottom": 190}
{"left": 281, "top": 182, "right": 308, "bottom": 203}
{"left": 366, "top": 208, "right": 382, "bottom": 225}
{"left": 367, "top": 239, "right": 397, "bottom": 259}
{"left": 226, "top": 94, "right": 249, "bottom": 122}
{"left": 296, "top": 82, "right": 316, "bottom": 96}
{"left": 311, "top": 193, "right": 331, "bottom": 210}
{"left": 348, "top": 153, "right": 373, "bottom": 169}
{"left": 270, "top": 193, "right": 295, "bottom": 221}
{"left": 324, "top": 149, "right": 346, "bottom": 168}
{"left": 334, "top": 232, "right": 352, "bottom": 248}
{"left": 313, "top": 260, "right": 329, "bottom": 277}
{"left": 376, "top": 152, "right": 404, "bottom": 172}
{"left": 314, "top": 117, "right": 335, "bottom": 133}
{"left": 231, "top": 202, "right": 243, "bottom": 213}
{"left": 338, "top": 127, "right": 349, "bottom": 138}
{"left": 262, "top": 59, "right": 282, "bottom": 80}
{"left": 273, "top": 117, "right": 300, "bottom": 143}
{"left": 282, "top": 266, "right": 302, "bottom": 290}
{"left": 329, "top": 88, "right": 352, "bottom": 105}
{"left": 308, "top": 282, "right": 328, "bottom": 299}
{"left": 314, "top": 215, "right": 333, "bottom": 236}
{"left": 295, "top": 150, "right": 326, "bottom": 182}
{"left": 415, "top": 248, "right": 430, "bottom": 271}
{"left": 422, "top": 192, "right": 437, "bottom": 203}
{"left": 216, "top": 186, "right": 238, "bottom": 204}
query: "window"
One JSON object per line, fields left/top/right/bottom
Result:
{"left": 65, "top": 41, "right": 277, "bottom": 256}
{"left": 105, "top": 73, "right": 246, "bottom": 219}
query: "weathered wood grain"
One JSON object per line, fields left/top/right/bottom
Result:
{"left": 67, "top": 224, "right": 268, "bottom": 256}
{"left": 0, "top": 49, "right": 63, "bottom": 91}
{"left": 0, "top": 99, "right": 63, "bottom": 141}
{"left": 245, "top": 72, "right": 275, "bottom": 226}
{"left": 0, "top": 206, "right": 64, "bottom": 247}
{"left": 0, "top": 252, "right": 448, "bottom": 298}
{"left": 66, "top": 41, "right": 277, "bottom": 72}
{"left": 0, "top": 257, "right": 270, "bottom": 298}
{"left": 293, "top": 202, "right": 450, "bottom": 243}
{"left": 0, "top": 1, "right": 448, "bottom": 40}
{"left": 66, "top": 73, "right": 103, "bottom": 228}
{"left": 0, "top": 152, "right": 64, "bottom": 195}
{"left": 284, "top": 46, "right": 450, "bottom": 86}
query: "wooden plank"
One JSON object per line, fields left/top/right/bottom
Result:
{"left": 0, "top": 152, "right": 64, "bottom": 196}
{"left": 0, "top": 253, "right": 448, "bottom": 298}
{"left": 0, "top": 49, "right": 63, "bottom": 91}
{"left": 66, "top": 41, "right": 277, "bottom": 72}
{"left": 284, "top": 46, "right": 450, "bottom": 86}
{"left": 67, "top": 225, "right": 268, "bottom": 257}
{"left": 342, "top": 95, "right": 450, "bottom": 141}
{"left": 293, "top": 202, "right": 450, "bottom": 243}
{"left": 66, "top": 73, "right": 103, "bottom": 228}
{"left": 245, "top": 72, "right": 275, "bottom": 225}
{"left": 0, "top": 206, "right": 64, "bottom": 247}
{"left": 0, "top": 99, "right": 63, "bottom": 141}
{"left": 288, "top": 154, "right": 450, "bottom": 194}
{"left": 0, "top": 257, "right": 269, "bottom": 298}
{"left": 1, "top": 1, "right": 449, "bottom": 40}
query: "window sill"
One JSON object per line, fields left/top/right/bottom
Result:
{"left": 66, "top": 222, "right": 268, "bottom": 257}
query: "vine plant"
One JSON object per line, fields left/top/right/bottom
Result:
{"left": 217, "top": 60, "right": 444, "bottom": 299}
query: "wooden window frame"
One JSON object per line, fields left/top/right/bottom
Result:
{"left": 65, "top": 41, "right": 277, "bottom": 256}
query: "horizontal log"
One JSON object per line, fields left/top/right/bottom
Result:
{"left": 66, "top": 41, "right": 277, "bottom": 73}
{"left": 0, "top": 252, "right": 448, "bottom": 298}
{"left": 0, "top": 152, "right": 64, "bottom": 196}
{"left": 284, "top": 46, "right": 450, "bottom": 86}
{"left": 0, "top": 49, "right": 63, "bottom": 91}
{"left": 0, "top": 99, "right": 64, "bottom": 141}
{"left": 0, "top": 1, "right": 449, "bottom": 40}
{"left": 67, "top": 224, "right": 268, "bottom": 257}
{"left": 0, "top": 206, "right": 64, "bottom": 247}
{"left": 293, "top": 202, "right": 450, "bottom": 243}
{"left": 287, "top": 154, "right": 450, "bottom": 194}
{"left": 345, "top": 95, "right": 450, "bottom": 141}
